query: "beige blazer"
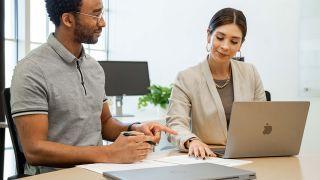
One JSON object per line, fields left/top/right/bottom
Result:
{"left": 166, "top": 59, "right": 266, "bottom": 151}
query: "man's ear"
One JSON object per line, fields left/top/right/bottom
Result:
{"left": 60, "top": 13, "right": 76, "bottom": 28}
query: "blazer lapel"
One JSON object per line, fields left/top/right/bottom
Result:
{"left": 231, "top": 60, "right": 245, "bottom": 102}
{"left": 200, "top": 60, "right": 227, "bottom": 138}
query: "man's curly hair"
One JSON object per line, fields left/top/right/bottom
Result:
{"left": 45, "top": 0, "right": 83, "bottom": 27}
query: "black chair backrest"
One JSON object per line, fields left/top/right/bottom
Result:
{"left": 3, "top": 88, "right": 26, "bottom": 176}
{"left": 265, "top": 90, "right": 271, "bottom": 101}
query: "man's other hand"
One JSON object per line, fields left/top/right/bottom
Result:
{"left": 106, "top": 133, "right": 153, "bottom": 163}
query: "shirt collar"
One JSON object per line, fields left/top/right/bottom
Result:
{"left": 47, "top": 33, "right": 87, "bottom": 64}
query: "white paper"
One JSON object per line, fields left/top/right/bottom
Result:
{"left": 153, "top": 155, "right": 252, "bottom": 167}
{"left": 77, "top": 154, "right": 252, "bottom": 174}
{"left": 77, "top": 160, "right": 175, "bottom": 174}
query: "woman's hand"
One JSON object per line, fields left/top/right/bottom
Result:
{"left": 132, "top": 122, "right": 177, "bottom": 143}
{"left": 187, "top": 139, "right": 216, "bottom": 159}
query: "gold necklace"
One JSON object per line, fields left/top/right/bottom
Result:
{"left": 214, "top": 66, "right": 232, "bottom": 89}
{"left": 215, "top": 78, "right": 230, "bottom": 89}
{"left": 207, "top": 55, "right": 232, "bottom": 89}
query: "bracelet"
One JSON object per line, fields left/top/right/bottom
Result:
{"left": 188, "top": 137, "right": 199, "bottom": 143}
{"left": 127, "top": 122, "right": 141, "bottom": 131}
{"left": 185, "top": 137, "right": 199, "bottom": 149}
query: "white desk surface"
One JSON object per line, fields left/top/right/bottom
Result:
{"left": 20, "top": 109, "right": 320, "bottom": 179}
{"left": 22, "top": 150, "right": 320, "bottom": 180}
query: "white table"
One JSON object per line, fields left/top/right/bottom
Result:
{"left": 21, "top": 150, "right": 320, "bottom": 180}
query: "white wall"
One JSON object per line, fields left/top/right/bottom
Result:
{"left": 108, "top": 0, "right": 301, "bottom": 98}
{"left": 106, "top": 0, "right": 320, "bottom": 154}
{"left": 299, "top": 0, "right": 320, "bottom": 97}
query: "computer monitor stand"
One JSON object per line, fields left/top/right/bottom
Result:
{"left": 114, "top": 96, "right": 134, "bottom": 117}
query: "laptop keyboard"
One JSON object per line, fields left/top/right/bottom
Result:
{"left": 212, "top": 148, "right": 226, "bottom": 157}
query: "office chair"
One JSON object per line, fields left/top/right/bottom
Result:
{"left": 2, "top": 88, "right": 29, "bottom": 179}
{"left": 265, "top": 90, "right": 271, "bottom": 101}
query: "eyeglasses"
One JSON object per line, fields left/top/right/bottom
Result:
{"left": 74, "top": 10, "right": 105, "bottom": 24}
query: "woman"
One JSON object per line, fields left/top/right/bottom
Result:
{"left": 166, "top": 8, "right": 266, "bottom": 158}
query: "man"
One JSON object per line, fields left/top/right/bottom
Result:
{"left": 10, "top": 0, "right": 176, "bottom": 175}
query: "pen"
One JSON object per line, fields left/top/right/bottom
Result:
{"left": 121, "top": 131, "right": 156, "bottom": 145}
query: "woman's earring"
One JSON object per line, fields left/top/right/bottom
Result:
{"left": 206, "top": 43, "right": 211, "bottom": 52}
{"left": 232, "top": 51, "right": 245, "bottom": 61}
{"left": 207, "top": 35, "right": 214, "bottom": 52}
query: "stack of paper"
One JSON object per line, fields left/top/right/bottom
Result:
{"left": 77, "top": 160, "right": 175, "bottom": 174}
{"left": 153, "top": 155, "right": 251, "bottom": 167}
{"left": 77, "top": 154, "right": 252, "bottom": 174}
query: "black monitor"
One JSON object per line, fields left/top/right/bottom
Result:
{"left": 98, "top": 61, "right": 150, "bottom": 117}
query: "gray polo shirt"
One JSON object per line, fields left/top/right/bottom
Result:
{"left": 11, "top": 33, "right": 107, "bottom": 174}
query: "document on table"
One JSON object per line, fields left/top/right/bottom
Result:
{"left": 77, "top": 154, "right": 251, "bottom": 174}
{"left": 153, "top": 155, "right": 252, "bottom": 167}
{"left": 77, "top": 160, "right": 175, "bottom": 174}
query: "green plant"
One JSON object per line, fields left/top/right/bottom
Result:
{"left": 138, "top": 84, "right": 172, "bottom": 109}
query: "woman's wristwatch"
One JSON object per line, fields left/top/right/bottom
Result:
{"left": 188, "top": 137, "right": 199, "bottom": 143}
{"left": 185, "top": 137, "right": 199, "bottom": 149}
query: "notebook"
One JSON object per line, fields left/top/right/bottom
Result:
{"left": 212, "top": 101, "right": 310, "bottom": 158}
{"left": 103, "top": 163, "right": 256, "bottom": 180}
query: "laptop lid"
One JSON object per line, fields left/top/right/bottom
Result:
{"left": 103, "top": 163, "right": 256, "bottom": 180}
{"left": 221, "top": 101, "right": 309, "bottom": 158}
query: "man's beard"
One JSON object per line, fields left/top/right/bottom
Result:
{"left": 74, "top": 21, "right": 99, "bottom": 44}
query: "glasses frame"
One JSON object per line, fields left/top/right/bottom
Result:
{"left": 74, "top": 10, "right": 105, "bottom": 24}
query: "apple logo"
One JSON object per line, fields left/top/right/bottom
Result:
{"left": 263, "top": 123, "right": 272, "bottom": 135}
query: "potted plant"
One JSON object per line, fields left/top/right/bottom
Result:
{"left": 138, "top": 84, "right": 172, "bottom": 110}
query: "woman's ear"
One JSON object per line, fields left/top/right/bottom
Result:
{"left": 237, "top": 42, "right": 243, "bottom": 52}
{"left": 238, "top": 38, "right": 245, "bottom": 50}
{"left": 207, "top": 29, "right": 211, "bottom": 44}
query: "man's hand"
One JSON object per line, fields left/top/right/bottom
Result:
{"left": 132, "top": 122, "right": 177, "bottom": 143}
{"left": 105, "top": 133, "right": 153, "bottom": 163}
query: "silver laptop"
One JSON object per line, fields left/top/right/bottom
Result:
{"left": 213, "top": 101, "right": 310, "bottom": 158}
{"left": 103, "top": 163, "right": 256, "bottom": 180}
